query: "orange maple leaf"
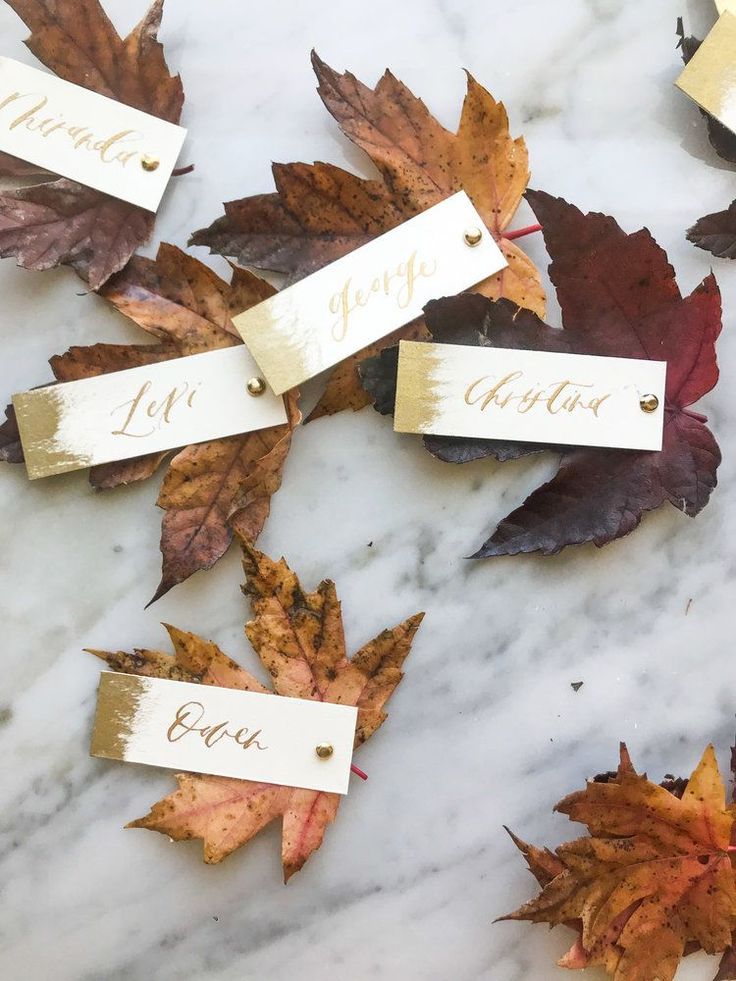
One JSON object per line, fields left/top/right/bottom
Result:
{"left": 88, "top": 541, "right": 424, "bottom": 880}
{"left": 502, "top": 745, "right": 736, "bottom": 981}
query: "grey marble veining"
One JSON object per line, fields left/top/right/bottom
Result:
{"left": 1, "top": 1, "right": 734, "bottom": 979}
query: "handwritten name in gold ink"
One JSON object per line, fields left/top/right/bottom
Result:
{"left": 0, "top": 90, "right": 142, "bottom": 166}
{"left": 166, "top": 701, "right": 268, "bottom": 752}
{"left": 111, "top": 380, "right": 200, "bottom": 439}
{"left": 328, "top": 250, "right": 437, "bottom": 342}
{"left": 464, "top": 372, "right": 612, "bottom": 417}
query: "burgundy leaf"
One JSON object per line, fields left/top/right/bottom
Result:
{"left": 688, "top": 201, "right": 736, "bottom": 259}
{"left": 362, "top": 192, "right": 722, "bottom": 558}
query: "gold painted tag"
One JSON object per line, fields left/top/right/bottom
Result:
{"left": 91, "top": 672, "right": 358, "bottom": 795}
{"left": 0, "top": 57, "right": 187, "bottom": 211}
{"left": 232, "top": 191, "right": 508, "bottom": 395}
{"left": 394, "top": 341, "right": 667, "bottom": 451}
{"left": 676, "top": 12, "right": 736, "bottom": 134}
{"left": 13, "top": 346, "right": 287, "bottom": 480}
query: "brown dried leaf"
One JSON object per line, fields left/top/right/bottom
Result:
{"left": 0, "top": 0, "right": 185, "bottom": 289}
{"left": 149, "top": 392, "right": 300, "bottom": 604}
{"left": 191, "top": 52, "right": 544, "bottom": 420}
{"left": 89, "top": 452, "right": 168, "bottom": 490}
{"left": 5, "top": 244, "right": 298, "bottom": 600}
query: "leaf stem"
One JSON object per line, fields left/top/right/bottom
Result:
{"left": 172, "top": 164, "right": 195, "bottom": 177}
{"left": 351, "top": 763, "right": 368, "bottom": 781}
{"left": 506, "top": 223, "right": 543, "bottom": 241}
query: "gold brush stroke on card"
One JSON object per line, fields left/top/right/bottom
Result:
{"left": 394, "top": 341, "right": 445, "bottom": 434}
{"left": 12, "top": 386, "right": 92, "bottom": 479}
{"left": 90, "top": 674, "right": 148, "bottom": 761}
{"left": 676, "top": 12, "right": 736, "bottom": 133}
{"left": 233, "top": 295, "right": 313, "bottom": 396}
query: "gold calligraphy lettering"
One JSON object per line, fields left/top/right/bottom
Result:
{"left": 0, "top": 89, "right": 144, "bottom": 167}
{"left": 328, "top": 250, "right": 438, "bottom": 342}
{"left": 111, "top": 380, "right": 199, "bottom": 438}
{"left": 464, "top": 373, "right": 611, "bottom": 417}
{"left": 166, "top": 701, "right": 267, "bottom": 752}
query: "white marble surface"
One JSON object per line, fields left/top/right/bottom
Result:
{"left": 1, "top": 1, "right": 735, "bottom": 979}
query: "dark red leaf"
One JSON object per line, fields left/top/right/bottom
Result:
{"left": 688, "top": 201, "right": 736, "bottom": 259}
{"left": 471, "top": 191, "right": 721, "bottom": 557}
{"left": 361, "top": 192, "right": 722, "bottom": 558}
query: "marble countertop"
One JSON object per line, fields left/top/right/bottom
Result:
{"left": 1, "top": 1, "right": 735, "bottom": 979}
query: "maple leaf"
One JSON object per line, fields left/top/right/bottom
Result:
{"left": 4, "top": 243, "right": 299, "bottom": 602}
{"left": 89, "top": 542, "right": 424, "bottom": 879}
{"left": 190, "top": 51, "right": 544, "bottom": 422}
{"left": 676, "top": 18, "right": 736, "bottom": 259}
{"left": 0, "top": 0, "right": 185, "bottom": 290}
{"left": 360, "top": 191, "right": 722, "bottom": 558}
{"left": 502, "top": 745, "right": 736, "bottom": 981}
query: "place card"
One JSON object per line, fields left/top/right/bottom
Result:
{"left": 715, "top": 1, "right": 736, "bottom": 15}
{"left": 233, "top": 191, "right": 507, "bottom": 395}
{"left": 676, "top": 12, "right": 736, "bottom": 136}
{"left": 0, "top": 57, "right": 187, "bottom": 211}
{"left": 91, "top": 672, "right": 358, "bottom": 795}
{"left": 394, "top": 341, "right": 667, "bottom": 452}
{"left": 13, "top": 346, "right": 287, "bottom": 480}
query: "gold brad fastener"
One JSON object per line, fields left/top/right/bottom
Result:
{"left": 247, "top": 377, "right": 267, "bottom": 397}
{"left": 463, "top": 226, "right": 483, "bottom": 247}
{"left": 141, "top": 154, "right": 160, "bottom": 172}
{"left": 639, "top": 394, "right": 659, "bottom": 413}
{"left": 315, "top": 743, "right": 334, "bottom": 760}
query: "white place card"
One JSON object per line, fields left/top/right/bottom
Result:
{"left": 0, "top": 57, "right": 187, "bottom": 211}
{"left": 13, "top": 346, "right": 288, "bottom": 479}
{"left": 91, "top": 672, "right": 358, "bottom": 795}
{"left": 233, "top": 191, "right": 508, "bottom": 395}
{"left": 394, "top": 341, "right": 667, "bottom": 452}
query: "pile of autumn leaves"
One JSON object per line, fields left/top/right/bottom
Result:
{"left": 0, "top": 0, "right": 723, "bottom": 604}
{"left": 0, "top": 3, "right": 730, "bottom": 980}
